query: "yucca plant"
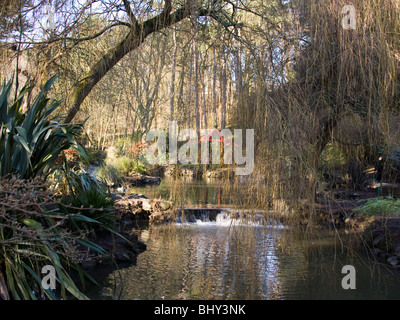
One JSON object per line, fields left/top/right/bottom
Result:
{"left": 0, "top": 77, "right": 109, "bottom": 300}
{"left": 56, "top": 160, "right": 116, "bottom": 229}
{"left": 0, "top": 75, "right": 86, "bottom": 179}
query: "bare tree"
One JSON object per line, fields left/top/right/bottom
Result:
{"left": 63, "top": 0, "right": 241, "bottom": 123}
{"left": 169, "top": 25, "right": 177, "bottom": 121}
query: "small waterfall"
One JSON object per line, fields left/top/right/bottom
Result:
{"left": 176, "top": 208, "right": 286, "bottom": 228}
{"left": 177, "top": 208, "right": 220, "bottom": 224}
{"left": 214, "top": 211, "right": 267, "bottom": 226}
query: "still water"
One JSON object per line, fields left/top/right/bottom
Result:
{"left": 87, "top": 178, "right": 400, "bottom": 300}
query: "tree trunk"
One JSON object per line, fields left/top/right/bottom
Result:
{"left": 202, "top": 75, "right": 207, "bottom": 129}
{"left": 169, "top": 27, "right": 177, "bottom": 121}
{"left": 177, "top": 60, "right": 186, "bottom": 128}
{"left": 212, "top": 46, "right": 218, "bottom": 128}
{"left": 234, "top": 28, "right": 242, "bottom": 111}
{"left": 220, "top": 43, "right": 227, "bottom": 129}
{"left": 309, "top": 106, "right": 343, "bottom": 201}
{"left": 193, "top": 25, "right": 200, "bottom": 136}
{"left": 187, "top": 41, "right": 193, "bottom": 129}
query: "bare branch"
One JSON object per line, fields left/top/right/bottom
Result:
{"left": 7, "top": 21, "right": 131, "bottom": 47}
{"left": 122, "top": 0, "right": 139, "bottom": 29}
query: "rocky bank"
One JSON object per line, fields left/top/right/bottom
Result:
{"left": 346, "top": 215, "right": 400, "bottom": 268}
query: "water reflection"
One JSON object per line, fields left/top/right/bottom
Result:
{"left": 89, "top": 223, "right": 400, "bottom": 300}
{"left": 97, "top": 224, "right": 285, "bottom": 300}
{"left": 129, "top": 177, "right": 266, "bottom": 209}
{"left": 88, "top": 178, "right": 400, "bottom": 300}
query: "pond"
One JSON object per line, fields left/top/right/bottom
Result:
{"left": 86, "top": 178, "right": 400, "bottom": 300}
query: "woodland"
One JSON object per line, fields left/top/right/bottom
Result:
{"left": 0, "top": 0, "right": 399, "bottom": 300}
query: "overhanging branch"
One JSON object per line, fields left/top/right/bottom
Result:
{"left": 65, "top": 2, "right": 223, "bottom": 123}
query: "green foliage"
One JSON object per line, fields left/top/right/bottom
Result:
{"left": 111, "top": 155, "right": 136, "bottom": 175}
{"left": 0, "top": 77, "right": 114, "bottom": 300}
{"left": 352, "top": 197, "right": 400, "bottom": 218}
{"left": 320, "top": 143, "right": 347, "bottom": 170}
{"left": 57, "top": 165, "right": 115, "bottom": 228}
{"left": 108, "top": 155, "right": 147, "bottom": 176}
{"left": 134, "top": 160, "right": 147, "bottom": 174}
{"left": 95, "top": 164, "right": 122, "bottom": 187}
{"left": 85, "top": 148, "right": 106, "bottom": 166}
{"left": 113, "top": 138, "right": 127, "bottom": 152}
{"left": 0, "top": 76, "right": 85, "bottom": 179}
{"left": 0, "top": 177, "right": 105, "bottom": 300}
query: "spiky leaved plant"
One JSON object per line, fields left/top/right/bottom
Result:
{"left": 0, "top": 75, "right": 86, "bottom": 179}
{"left": 0, "top": 77, "right": 109, "bottom": 300}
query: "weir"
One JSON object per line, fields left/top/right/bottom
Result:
{"left": 175, "top": 208, "right": 279, "bottom": 227}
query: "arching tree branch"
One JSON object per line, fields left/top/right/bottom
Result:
{"left": 64, "top": 1, "right": 227, "bottom": 123}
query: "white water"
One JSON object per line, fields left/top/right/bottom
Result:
{"left": 177, "top": 210, "right": 288, "bottom": 229}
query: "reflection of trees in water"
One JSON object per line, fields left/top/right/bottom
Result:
{"left": 131, "top": 178, "right": 269, "bottom": 209}
{"left": 97, "top": 226, "right": 400, "bottom": 300}
{"left": 272, "top": 229, "right": 379, "bottom": 299}
{"left": 103, "top": 225, "right": 295, "bottom": 299}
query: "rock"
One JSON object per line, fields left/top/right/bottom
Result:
{"left": 345, "top": 216, "right": 370, "bottom": 231}
{"left": 131, "top": 241, "right": 147, "bottom": 254}
{"left": 206, "top": 168, "right": 235, "bottom": 179}
{"left": 373, "top": 234, "right": 385, "bottom": 246}
{"left": 372, "top": 248, "right": 386, "bottom": 259}
{"left": 395, "top": 242, "right": 400, "bottom": 256}
{"left": 359, "top": 216, "right": 400, "bottom": 268}
{"left": 142, "top": 175, "right": 161, "bottom": 184}
{"left": 111, "top": 192, "right": 124, "bottom": 200}
{"left": 114, "top": 250, "right": 131, "bottom": 263}
{"left": 124, "top": 173, "right": 161, "bottom": 186}
{"left": 164, "top": 165, "right": 199, "bottom": 178}
{"left": 114, "top": 199, "right": 151, "bottom": 228}
{"left": 153, "top": 199, "right": 172, "bottom": 212}
{"left": 113, "top": 194, "right": 178, "bottom": 227}
{"left": 80, "top": 229, "right": 146, "bottom": 269}
{"left": 387, "top": 256, "right": 400, "bottom": 267}
{"left": 159, "top": 201, "right": 171, "bottom": 211}
{"left": 348, "top": 193, "right": 360, "bottom": 199}
{"left": 137, "top": 241, "right": 147, "bottom": 251}
{"left": 142, "top": 199, "right": 153, "bottom": 211}
{"left": 149, "top": 211, "right": 170, "bottom": 224}
{"left": 146, "top": 165, "right": 166, "bottom": 177}
{"left": 80, "top": 260, "right": 97, "bottom": 270}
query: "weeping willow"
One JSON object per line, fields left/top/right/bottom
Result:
{"left": 226, "top": 0, "right": 400, "bottom": 224}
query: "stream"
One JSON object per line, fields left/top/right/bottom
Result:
{"left": 86, "top": 178, "right": 400, "bottom": 300}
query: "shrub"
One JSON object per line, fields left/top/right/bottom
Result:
{"left": 0, "top": 176, "right": 105, "bottom": 300}
{"left": 85, "top": 148, "right": 106, "bottom": 166}
{"left": 129, "top": 141, "right": 146, "bottom": 157}
{"left": 133, "top": 159, "right": 147, "bottom": 174}
{"left": 0, "top": 77, "right": 110, "bottom": 300}
{"left": 352, "top": 197, "right": 400, "bottom": 217}
{"left": 107, "top": 155, "right": 147, "bottom": 176}
{"left": 95, "top": 164, "right": 122, "bottom": 187}
{"left": 55, "top": 164, "right": 115, "bottom": 228}
{"left": 111, "top": 155, "right": 136, "bottom": 175}
{"left": 320, "top": 143, "right": 347, "bottom": 170}
{"left": 0, "top": 76, "right": 86, "bottom": 179}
